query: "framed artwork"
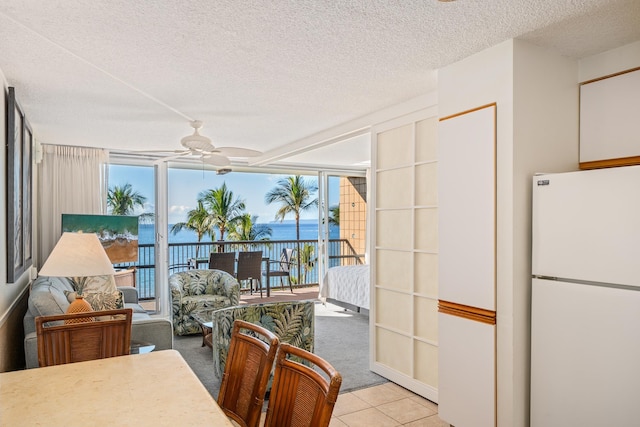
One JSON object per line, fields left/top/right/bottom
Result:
{"left": 6, "top": 87, "right": 33, "bottom": 282}
{"left": 61, "top": 214, "right": 139, "bottom": 263}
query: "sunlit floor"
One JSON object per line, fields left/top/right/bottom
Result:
{"left": 329, "top": 382, "right": 448, "bottom": 427}
{"left": 257, "top": 382, "right": 448, "bottom": 427}
{"left": 154, "top": 285, "right": 450, "bottom": 426}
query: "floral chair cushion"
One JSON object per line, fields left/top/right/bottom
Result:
{"left": 169, "top": 269, "right": 240, "bottom": 336}
{"left": 210, "top": 300, "right": 315, "bottom": 379}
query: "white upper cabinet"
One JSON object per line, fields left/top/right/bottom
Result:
{"left": 580, "top": 67, "right": 640, "bottom": 169}
{"left": 438, "top": 104, "right": 496, "bottom": 311}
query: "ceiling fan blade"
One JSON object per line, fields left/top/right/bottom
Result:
{"left": 157, "top": 152, "right": 191, "bottom": 162}
{"left": 202, "top": 154, "right": 231, "bottom": 167}
{"left": 180, "top": 120, "right": 215, "bottom": 152}
{"left": 216, "top": 147, "right": 263, "bottom": 158}
{"left": 182, "top": 138, "right": 215, "bottom": 152}
{"left": 132, "top": 149, "right": 189, "bottom": 154}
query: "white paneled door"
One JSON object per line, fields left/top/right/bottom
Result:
{"left": 437, "top": 104, "right": 497, "bottom": 427}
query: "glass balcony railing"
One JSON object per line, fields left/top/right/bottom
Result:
{"left": 114, "top": 239, "right": 364, "bottom": 300}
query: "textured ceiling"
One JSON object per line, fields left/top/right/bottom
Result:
{"left": 0, "top": 0, "right": 639, "bottom": 169}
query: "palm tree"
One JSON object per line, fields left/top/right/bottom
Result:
{"left": 265, "top": 175, "right": 318, "bottom": 283}
{"left": 107, "top": 183, "right": 146, "bottom": 215}
{"left": 329, "top": 205, "right": 340, "bottom": 226}
{"left": 170, "top": 201, "right": 212, "bottom": 259}
{"left": 228, "top": 214, "right": 272, "bottom": 250}
{"left": 299, "top": 243, "right": 317, "bottom": 285}
{"left": 199, "top": 182, "right": 246, "bottom": 242}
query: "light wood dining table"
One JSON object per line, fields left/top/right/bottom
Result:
{"left": 0, "top": 349, "right": 233, "bottom": 426}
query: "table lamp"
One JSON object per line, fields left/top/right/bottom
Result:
{"left": 39, "top": 232, "right": 116, "bottom": 294}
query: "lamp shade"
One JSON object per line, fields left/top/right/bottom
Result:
{"left": 39, "top": 232, "right": 116, "bottom": 277}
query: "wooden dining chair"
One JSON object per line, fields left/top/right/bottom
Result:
{"left": 35, "top": 308, "right": 133, "bottom": 367}
{"left": 264, "top": 343, "right": 342, "bottom": 427}
{"left": 209, "top": 251, "right": 236, "bottom": 276}
{"left": 236, "top": 251, "right": 264, "bottom": 296}
{"left": 217, "top": 320, "right": 280, "bottom": 427}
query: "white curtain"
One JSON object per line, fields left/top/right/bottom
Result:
{"left": 37, "top": 145, "right": 109, "bottom": 269}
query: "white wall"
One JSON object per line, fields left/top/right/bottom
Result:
{"left": 0, "top": 68, "right": 31, "bottom": 326}
{"left": 439, "top": 39, "right": 579, "bottom": 426}
{"left": 511, "top": 40, "right": 579, "bottom": 425}
{"left": 579, "top": 40, "right": 640, "bottom": 82}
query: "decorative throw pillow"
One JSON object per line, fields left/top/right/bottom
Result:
{"left": 75, "top": 275, "right": 118, "bottom": 295}
{"left": 64, "top": 289, "right": 123, "bottom": 322}
{"left": 64, "top": 290, "right": 79, "bottom": 303}
{"left": 73, "top": 275, "right": 125, "bottom": 311}
{"left": 83, "top": 290, "right": 124, "bottom": 312}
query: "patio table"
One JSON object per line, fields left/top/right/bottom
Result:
{"left": 188, "top": 255, "right": 273, "bottom": 297}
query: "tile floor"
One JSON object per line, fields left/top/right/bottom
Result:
{"left": 330, "top": 382, "right": 449, "bottom": 427}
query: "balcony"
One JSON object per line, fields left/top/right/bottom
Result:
{"left": 114, "top": 239, "right": 363, "bottom": 300}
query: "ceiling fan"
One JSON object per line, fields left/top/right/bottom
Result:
{"left": 147, "top": 120, "right": 262, "bottom": 167}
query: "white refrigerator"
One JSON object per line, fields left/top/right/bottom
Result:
{"left": 531, "top": 165, "right": 640, "bottom": 426}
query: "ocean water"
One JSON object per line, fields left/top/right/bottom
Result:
{"left": 138, "top": 221, "right": 339, "bottom": 244}
{"left": 128, "top": 221, "right": 339, "bottom": 299}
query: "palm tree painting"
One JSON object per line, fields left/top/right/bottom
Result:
{"left": 265, "top": 175, "right": 318, "bottom": 283}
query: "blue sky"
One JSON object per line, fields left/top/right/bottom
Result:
{"left": 108, "top": 165, "right": 339, "bottom": 225}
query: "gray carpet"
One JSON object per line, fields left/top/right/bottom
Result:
{"left": 173, "top": 301, "right": 387, "bottom": 398}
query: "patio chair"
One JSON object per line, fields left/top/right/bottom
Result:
{"left": 217, "top": 320, "right": 280, "bottom": 427}
{"left": 35, "top": 308, "right": 133, "bottom": 367}
{"left": 209, "top": 251, "right": 236, "bottom": 276}
{"left": 263, "top": 343, "right": 342, "bottom": 427}
{"left": 236, "top": 251, "right": 264, "bottom": 297}
{"left": 264, "top": 248, "right": 294, "bottom": 293}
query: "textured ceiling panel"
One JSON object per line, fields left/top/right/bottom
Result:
{"left": 0, "top": 0, "right": 638, "bottom": 168}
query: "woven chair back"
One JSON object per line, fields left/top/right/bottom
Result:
{"left": 236, "top": 251, "right": 263, "bottom": 295}
{"left": 209, "top": 251, "right": 236, "bottom": 276}
{"left": 35, "top": 308, "right": 133, "bottom": 367}
{"left": 264, "top": 343, "right": 342, "bottom": 427}
{"left": 217, "top": 320, "right": 280, "bottom": 427}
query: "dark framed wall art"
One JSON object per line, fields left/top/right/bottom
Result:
{"left": 6, "top": 87, "right": 33, "bottom": 282}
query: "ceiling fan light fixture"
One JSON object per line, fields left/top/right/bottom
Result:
{"left": 181, "top": 135, "right": 212, "bottom": 151}
{"left": 160, "top": 120, "right": 263, "bottom": 166}
{"left": 181, "top": 120, "right": 214, "bottom": 151}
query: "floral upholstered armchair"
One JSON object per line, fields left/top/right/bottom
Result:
{"left": 210, "top": 299, "right": 315, "bottom": 378}
{"left": 169, "top": 269, "right": 240, "bottom": 336}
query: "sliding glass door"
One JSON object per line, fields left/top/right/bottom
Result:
{"left": 317, "top": 172, "right": 367, "bottom": 283}
{"left": 107, "top": 163, "right": 158, "bottom": 311}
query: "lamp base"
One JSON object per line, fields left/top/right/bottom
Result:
{"left": 65, "top": 295, "right": 94, "bottom": 324}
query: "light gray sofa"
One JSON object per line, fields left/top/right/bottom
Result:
{"left": 23, "top": 275, "right": 173, "bottom": 369}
